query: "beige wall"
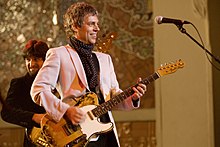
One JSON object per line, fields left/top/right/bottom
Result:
{"left": 208, "top": 1, "right": 220, "bottom": 147}
{"left": 154, "top": 0, "right": 214, "bottom": 147}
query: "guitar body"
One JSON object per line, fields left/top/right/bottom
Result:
{"left": 29, "top": 92, "right": 113, "bottom": 147}
{"left": 27, "top": 127, "right": 51, "bottom": 146}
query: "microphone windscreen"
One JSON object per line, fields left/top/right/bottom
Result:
{"left": 154, "top": 16, "right": 163, "bottom": 24}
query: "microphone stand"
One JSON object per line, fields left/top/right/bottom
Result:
{"left": 176, "top": 24, "right": 220, "bottom": 64}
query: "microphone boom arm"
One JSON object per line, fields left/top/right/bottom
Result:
{"left": 176, "top": 24, "right": 220, "bottom": 64}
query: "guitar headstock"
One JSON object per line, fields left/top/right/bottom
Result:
{"left": 157, "top": 59, "right": 185, "bottom": 76}
{"left": 95, "top": 32, "right": 117, "bottom": 53}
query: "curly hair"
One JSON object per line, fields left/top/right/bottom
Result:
{"left": 22, "top": 39, "right": 49, "bottom": 61}
{"left": 63, "top": 2, "right": 98, "bottom": 38}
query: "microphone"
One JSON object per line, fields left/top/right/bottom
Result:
{"left": 155, "top": 16, "right": 190, "bottom": 25}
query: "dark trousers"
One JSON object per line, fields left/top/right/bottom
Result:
{"left": 23, "top": 135, "right": 37, "bottom": 147}
{"left": 86, "top": 130, "right": 118, "bottom": 147}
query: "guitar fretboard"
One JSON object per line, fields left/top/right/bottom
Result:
{"left": 92, "top": 72, "right": 160, "bottom": 117}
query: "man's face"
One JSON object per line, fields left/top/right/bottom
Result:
{"left": 25, "top": 56, "right": 44, "bottom": 77}
{"left": 74, "top": 14, "right": 100, "bottom": 44}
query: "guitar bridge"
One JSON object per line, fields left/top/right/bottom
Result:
{"left": 65, "top": 134, "right": 87, "bottom": 147}
{"left": 36, "top": 137, "right": 51, "bottom": 147}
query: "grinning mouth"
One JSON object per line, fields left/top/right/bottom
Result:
{"left": 90, "top": 33, "right": 97, "bottom": 38}
{"left": 29, "top": 67, "right": 38, "bottom": 71}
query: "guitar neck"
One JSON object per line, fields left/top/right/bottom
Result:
{"left": 92, "top": 72, "right": 161, "bottom": 117}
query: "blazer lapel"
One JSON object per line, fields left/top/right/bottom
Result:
{"left": 65, "top": 45, "right": 89, "bottom": 90}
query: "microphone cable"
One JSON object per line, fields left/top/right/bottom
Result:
{"left": 187, "top": 22, "right": 220, "bottom": 71}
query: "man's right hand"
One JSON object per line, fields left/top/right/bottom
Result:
{"left": 65, "top": 106, "right": 86, "bottom": 125}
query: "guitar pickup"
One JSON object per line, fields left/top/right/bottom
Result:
{"left": 62, "top": 122, "right": 81, "bottom": 136}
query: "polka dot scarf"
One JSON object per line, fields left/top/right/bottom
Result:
{"left": 69, "top": 37, "right": 99, "bottom": 89}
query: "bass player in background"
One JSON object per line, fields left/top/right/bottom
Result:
{"left": 1, "top": 39, "right": 49, "bottom": 147}
{"left": 31, "top": 2, "right": 147, "bottom": 147}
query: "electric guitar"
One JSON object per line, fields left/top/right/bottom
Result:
{"left": 28, "top": 59, "right": 185, "bottom": 147}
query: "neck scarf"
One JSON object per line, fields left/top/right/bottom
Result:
{"left": 69, "top": 37, "right": 99, "bottom": 89}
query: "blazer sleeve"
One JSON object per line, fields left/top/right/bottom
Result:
{"left": 109, "top": 55, "right": 140, "bottom": 110}
{"left": 99, "top": 53, "right": 140, "bottom": 110}
{"left": 31, "top": 48, "right": 69, "bottom": 122}
{"left": 1, "top": 79, "right": 40, "bottom": 128}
